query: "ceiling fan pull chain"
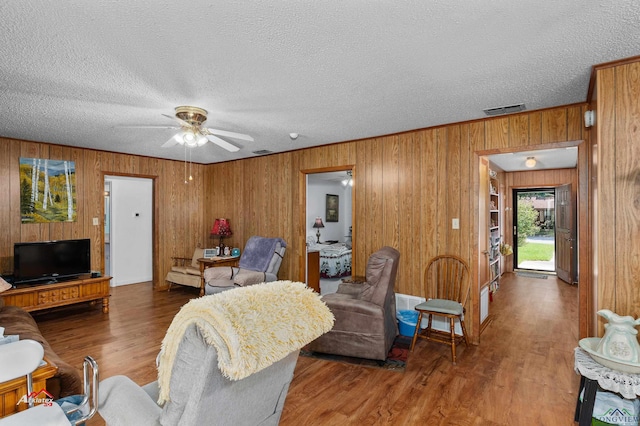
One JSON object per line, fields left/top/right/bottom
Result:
{"left": 184, "top": 143, "right": 188, "bottom": 184}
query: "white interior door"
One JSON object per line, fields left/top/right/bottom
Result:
{"left": 105, "top": 176, "right": 153, "bottom": 286}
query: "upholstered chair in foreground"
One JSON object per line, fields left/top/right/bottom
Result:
{"left": 98, "top": 281, "right": 333, "bottom": 426}
{"left": 308, "top": 246, "right": 400, "bottom": 361}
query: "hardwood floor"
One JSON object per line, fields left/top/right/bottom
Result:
{"left": 35, "top": 273, "right": 580, "bottom": 425}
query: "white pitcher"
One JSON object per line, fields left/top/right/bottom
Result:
{"left": 596, "top": 309, "right": 640, "bottom": 363}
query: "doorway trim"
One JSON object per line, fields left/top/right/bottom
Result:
{"left": 101, "top": 171, "right": 158, "bottom": 288}
{"left": 473, "top": 140, "right": 590, "bottom": 341}
{"left": 298, "top": 165, "right": 356, "bottom": 285}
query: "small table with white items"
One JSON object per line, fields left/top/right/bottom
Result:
{"left": 574, "top": 347, "right": 640, "bottom": 425}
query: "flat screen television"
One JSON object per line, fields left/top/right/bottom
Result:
{"left": 13, "top": 239, "right": 91, "bottom": 285}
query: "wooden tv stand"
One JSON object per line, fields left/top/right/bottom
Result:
{"left": 1, "top": 276, "right": 112, "bottom": 314}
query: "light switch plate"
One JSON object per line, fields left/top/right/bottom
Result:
{"left": 93, "top": 217, "right": 99, "bottom": 226}
{"left": 452, "top": 218, "right": 460, "bottom": 229}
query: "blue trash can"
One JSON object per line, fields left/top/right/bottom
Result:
{"left": 397, "top": 309, "right": 419, "bottom": 337}
{"left": 56, "top": 395, "right": 88, "bottom": 425}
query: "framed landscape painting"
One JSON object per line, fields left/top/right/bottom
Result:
{"left": 19, "top": 157, "right": 77, "bottom": 223}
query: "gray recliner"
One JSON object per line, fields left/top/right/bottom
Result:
{"left": 308, "top": 246, "right": 400, "bottom": 361}
{"left": 204, "top": 236, "right": 286, "bottom": 294}
{"left": 98, "top": 281, "right": 334, "bottom": 426}
{"left": 99, "top": 327, "right": 298, "bottom": 426}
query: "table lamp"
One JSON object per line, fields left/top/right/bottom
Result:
{"left": 211, "top": 218, "right": 233, "bottom": 250}
{"left": 313, "top": 217, "right": 324, "bottom": 244}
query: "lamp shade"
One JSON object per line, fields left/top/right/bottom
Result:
{"left": 211, "top": 218, "right": 233, "bottom": 237}
{"left": 313, "top": 217, "right": 325, "bottom": 229}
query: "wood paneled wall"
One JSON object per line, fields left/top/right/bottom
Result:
{"left": 594, "top": 59, "right": 640, "bottom": 329}
{"left": 0, "top": 103, "right": 589, "bottom": 341}
{"left": 206, "top": 104, "right": 586, "bottom": 339}
{"left": 0, "top": 138, "right": 207, "bottom": 287}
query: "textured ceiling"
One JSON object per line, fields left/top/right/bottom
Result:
{"left": 489, "top": 147, "right": 577, "bottom": 172}
{"left": 0, "top": 1, "right": 639, "bottom": 164}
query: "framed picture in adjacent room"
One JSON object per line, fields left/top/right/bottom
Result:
{"left": 326, "top": 194, "right": 339, "bottom": 222}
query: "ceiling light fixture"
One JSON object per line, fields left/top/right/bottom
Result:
{"left": 525, "top": 157, "right": 537, "bottom": 168}
{"left": 158, "top": 106, "right": 250, "bottom": 152}
{"left": 183, "top": 131, "right": 197, "bottom": 146}
{"left": 181, "top": 130, "right": 208, "bottom": 147}
{"left": 342, "top": 170, "right": 353, "bottom": 187}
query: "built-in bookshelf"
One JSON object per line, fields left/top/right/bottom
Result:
{"left": 488, "top": 168, "right": 501, "bottom": 293}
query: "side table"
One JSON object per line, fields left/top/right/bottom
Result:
{"left": 574, "top": 347, "right": 640, "bottom": 425}
{"left": 197, "top": 256, "right": 240, "bottom": 296}
{"left": 0, "top": 357, "right": 58, "bottom": 417}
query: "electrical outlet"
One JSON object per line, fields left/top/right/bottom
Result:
{"left": 452, "top": 218, "right": 460, "bottom": 229}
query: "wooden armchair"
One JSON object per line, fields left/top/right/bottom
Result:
{"left": 410, "top": 254, "right": 470, "bottom": 364}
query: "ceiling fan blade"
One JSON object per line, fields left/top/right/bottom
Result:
{"left": 162, "top": 113, "right": 191, "bottom": 128}
{"left": 161, "top": 134, "right": 181, "bottom": 148}
{"left": 205, "top": 128, "right": 254, "bottom": 142}
{"left": 119, "top": 125, "right": 179, "bottom": 129}
{"left": 206, "top": 135, "right": 240, "bottom": 152}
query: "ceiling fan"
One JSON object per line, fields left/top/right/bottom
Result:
{"left": 159, "top": 106, "right": 253, "bottom": 152}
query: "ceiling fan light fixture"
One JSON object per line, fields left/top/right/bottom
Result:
{"left": 525, "top": 157, "right": 537, "bottom": 168}
{"left": 183, "top": 131, "right": 197, "bottom": 147}
{"left": 159, "top": 105, "right": 252, "bottom": 152}
{"left": 172, "top": 132, "right": 184, "bottom": 145}
{"left": 196, "top": 134, "right": 208, "bottom": 146}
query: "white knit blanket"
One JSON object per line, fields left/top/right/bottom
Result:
{"left": 157, "top": 281, "right": 334, "bottom": 404}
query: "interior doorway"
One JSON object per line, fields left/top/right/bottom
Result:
{"left": 513, "top": 188, "right": 556, "bottom": 272}
{"left": 104, "top": 175, "right": 153, "bottom": 286}
{"left": 477, "top": 141, "right": 589, "bottom": 340}
{"left": 302, "top": 166, "right": 355, "bottom": 295}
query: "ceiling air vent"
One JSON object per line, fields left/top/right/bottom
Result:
{"left": 252, "top": 149, "right": 273, "bottom": 155}
{"left": 483, "top": 103, "right": 526, "bottom": 116}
